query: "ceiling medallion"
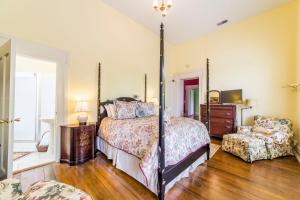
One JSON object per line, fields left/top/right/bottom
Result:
{"left": 153, "top": 0, "right": 172, "bottom": 17}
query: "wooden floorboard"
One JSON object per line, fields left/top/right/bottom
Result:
{"left": 14, "top": 139, "right": 300, "bottom": 200}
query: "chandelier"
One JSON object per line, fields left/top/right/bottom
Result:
{"left": 153, "top": 0, "right": 172, "bottom": 17}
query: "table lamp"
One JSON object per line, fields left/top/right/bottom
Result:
{"left": 75, "top": 101, "right": 89, "bottom": 125}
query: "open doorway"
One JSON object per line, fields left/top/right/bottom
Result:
{"left": 13, "top": 55, "right": 57, "bottom": 173}
{"left": 183, "top": 78, "right": 199, "bottom": 119}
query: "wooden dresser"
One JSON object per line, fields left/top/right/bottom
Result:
{"left": 60, "top": 124, "right": 96, "bottom": 165}
{"left": 200, "top": 104, "right": 237, "bottom": 138}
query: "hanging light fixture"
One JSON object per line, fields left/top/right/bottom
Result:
{"left": 153, "top": 0, "right": 172, "bottom": 17}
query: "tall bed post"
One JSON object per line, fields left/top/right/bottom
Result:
{"left": 206, "top": 58, "right": 211, "bottom": 160}
{"left": 206, "top": 59, "right": 210, "bottom": 132}
{"left": 145, "top": 73, "right": 147, "bottom": 102}
{"left": 158, "top": 23, "right": 165, "bottom": 200}
{"left": 97, "top": 62, "right": 101, "bottom": 125}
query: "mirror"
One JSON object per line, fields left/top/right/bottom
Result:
{"left": 209, "top": 90, "right": 221, "bottom": 104}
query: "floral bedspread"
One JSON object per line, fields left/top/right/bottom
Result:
{"left": 99, "top": 116, "right": 210, "bottom": 184}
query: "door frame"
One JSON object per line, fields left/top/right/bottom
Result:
{"left": 166, "top": 70, "right": 205, "bottom": 117}
{"left": 0, "top": 33, "right": 69, "bottom": 171}
{"left": 185, "top": 85, "right": 199, "bottom": 116}
{"left": 0, "top": 37, "right": 16, "bottom": 178}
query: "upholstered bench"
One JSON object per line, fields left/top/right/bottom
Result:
{"left": 0, "top": 178, "right": 92, "bottom": 200}
{"left": 222, "top": 133, "right": 269, "bottom": 162}
{"left": 222, "top": 115, "right": 294, "bottom": 163}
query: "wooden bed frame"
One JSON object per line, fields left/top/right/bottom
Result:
{"left": 96, "top": 24, "right": 211, "bottom": 200}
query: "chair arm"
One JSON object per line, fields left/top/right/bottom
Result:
{"left": 237, "top": 126, "right": 253, "bottom": 134}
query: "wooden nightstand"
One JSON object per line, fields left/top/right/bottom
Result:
{"left": 60, "top": 123, "right": 96, "bottom": 165}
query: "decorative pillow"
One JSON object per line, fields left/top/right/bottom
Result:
{"left": 104, "top": 104, "right": 112, "bottom": 118}
{"left": 108, "top": 104, "right": 117, "bottom": 119}
{"left": 254, "top": 115, "right": 293, "bottom": 135}
{"left": 115, "top": 101, "right": 137, "bottom": 119}
{"left": 252, "top": 127, "right": 275, "bottom": 135}
{"left": 0, "top": 178, "right": 23, "bottom": 200}
{"left": 237, "top": 126, "right": 253, "bottom": 134}
{"left": 136, "top": 102, "right": 156, "bottom": 118}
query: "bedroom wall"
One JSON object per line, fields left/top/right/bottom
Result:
{"left": 171, "top": 1, "right": 297, "bottom": 125}
{"left": 0, "top": 0, "right": 175, "bottom": 123}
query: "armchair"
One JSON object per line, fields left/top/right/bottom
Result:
{"left": 222, "top": 115, "right": 295, "bottom": 162}
{"left": 0, "top": 179, "right": 92, "bottom": 200}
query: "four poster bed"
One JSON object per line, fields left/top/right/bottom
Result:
{"left": 96, "top": 24, "right": 211, "bottom": 200}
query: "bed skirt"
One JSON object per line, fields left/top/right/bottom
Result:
{"left": 96, "top": 137, "right": 207, "bottom": 195}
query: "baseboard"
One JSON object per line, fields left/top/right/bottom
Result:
{"left": 295, "top": 146, "right": 300, "bottom": 163}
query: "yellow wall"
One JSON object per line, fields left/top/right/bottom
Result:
{"left": 0, "top": 0, "right": 174, "bottom": 123}
{"left": 297, "top": 0, "right": 300, "bottom": 150}
{"left": 172, "top": 1, "right": 297, "bottom": 125}
{"left": 0, "top": 0, "right": 297, "bottom": 131}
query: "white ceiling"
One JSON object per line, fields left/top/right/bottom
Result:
{"left": 102, "top": 0, "right": 292, "bottom": 44}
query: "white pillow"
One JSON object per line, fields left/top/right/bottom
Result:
{"left": 253, "top": 127, "right": 275, "bottom": 135}
{"left": 104, "top": 104, "right": 112, "bottom": 118}
{"left": 108, "top": 104, "right": 117, "bottom": 119}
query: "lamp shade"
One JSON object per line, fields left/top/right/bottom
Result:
{"left": 75, "top": 101, "right": 89, "bottom": 112}
{"left": 245, "top": 99, "right": 257, "bottom": 108}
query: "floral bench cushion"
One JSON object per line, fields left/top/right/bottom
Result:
{"left": 222, "top": 133, "right": 269, "bottom": 162}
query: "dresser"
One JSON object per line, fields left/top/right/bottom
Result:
{"left": 200, "top": 104, "right": 237, "bottom": 138}
{"left": 60, "top": 124, "right": 96, "bottom": 165}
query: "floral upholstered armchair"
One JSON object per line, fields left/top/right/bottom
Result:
{"left": 0, "top": 178, "right": 92, "bottom": 200}
{"left": 222, "top": 115, "right": 295, "bottom": 162}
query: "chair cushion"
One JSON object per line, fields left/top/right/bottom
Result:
{"left": 222, "top": 133, "right": 269, "bottom": 162}
{"left": 223, "top": 133, "right": 265, "bottom": 148}
{"left": 0, "top": 178, "right": 23, "bottom": 200}
{"left": 22, "top": 180, "right": 92, "bottom": 200}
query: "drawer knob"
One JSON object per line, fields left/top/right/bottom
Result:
{"left": 226, "top": 113, "right": 231, "bottom": 116}
{"left": 226, "top": 126, "right": 231, "bottom": 129}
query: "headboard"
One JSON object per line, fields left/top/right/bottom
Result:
{"left": 96, "top": 97, "right": 139, "bottom": 130}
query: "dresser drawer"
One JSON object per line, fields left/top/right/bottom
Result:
{"left": 202, "top": 117, "right": 233, "bottom": 128}
{"left": 74, "top": 131, "right": 92, "bottom": 142}
{"left": 76, "top": 145, "right": 92, "bottom": 160}
{"left": 202, "top": 109, "right": 234, "bottom": 119}
{"left": 74, "top": 126, "right": 94, "bottom": 135}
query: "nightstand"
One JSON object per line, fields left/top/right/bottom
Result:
{"left": 60, "top": 123, "right": 96, "bottom": 165}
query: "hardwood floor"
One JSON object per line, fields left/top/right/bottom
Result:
{"left": 14, "top": 139, "right": 300, "bottom": 200}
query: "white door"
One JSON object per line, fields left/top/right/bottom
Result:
{"left": 0, "top": 40, "right": 16, "bottom": 180}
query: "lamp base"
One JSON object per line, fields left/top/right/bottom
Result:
{"left": 77, "top": 114, "right": 88, "bottom": 125}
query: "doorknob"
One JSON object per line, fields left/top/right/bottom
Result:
{"left": 0, "top": 119, "right": 9, "bottom": 124}
{"left": 13, "top": 118, "right": 21, "bottom": 122}
{"left": 0, "top": 118, "right": 21, "bottom": 124}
